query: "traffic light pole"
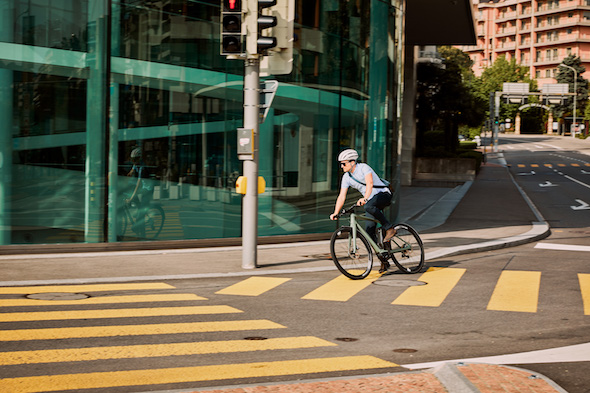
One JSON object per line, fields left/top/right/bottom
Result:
{"left": 242, "top": 57, "right": 260, "bottom": 269}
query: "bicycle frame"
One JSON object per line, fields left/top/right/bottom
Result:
{"left": 348, "top": 212, "right": 411, "bottom": 255}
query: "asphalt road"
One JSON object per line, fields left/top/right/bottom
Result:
{"left": 1, "top": 134, "right": 589, "bottom": 393}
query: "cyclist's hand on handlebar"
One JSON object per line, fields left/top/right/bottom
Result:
{"left": 330, "top": 213, "right": 338, "bottom": 220}
{"left": 357, "top": 197, "right": 368, "bottom": 206}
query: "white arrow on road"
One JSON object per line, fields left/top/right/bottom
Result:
{"left": 571, "top": 199, "right": 590, "bottom": 210}
{"left": 517, "top": 170, "right": 536, "bottom": 176}
{"left": 538, "top": 181, "right": 557, "bottom": 187}
{"left": 582, "top": 169, "right": 590, "bottom": 174}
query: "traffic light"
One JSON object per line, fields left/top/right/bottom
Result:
{"left": 257, "top": 0, "right": 278, "bottom": 53}
{"left": 220, "top": 0, "right": 245, "bottom": 55}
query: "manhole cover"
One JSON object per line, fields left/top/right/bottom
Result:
{"left": 26, "top": 292, "right": 90, "bottom": 301}
{"left": 335, "top": 337, "right": 358, "bottom": 342}
{"left": 244, "top": 337, "right": 268, "bottom": 340}
{"left": 373, "top": 279, "right": 426, "bottom": 287}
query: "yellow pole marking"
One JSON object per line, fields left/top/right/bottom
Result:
{"left": 392, "top": 267, "right": 465, "bottom": 307}
{"left": 0, "top": 336, "right": 336, "bottom": 365}
{"left": 487, "top": 271, "right": 540, "bottom": 313}
{"left": 0, "top": 294, "right": 206, "bottom": 307}
{"left": 0, "top": 305, "right": 242, "bottom": 322}
{"left": 0, "top": 283, "right": 174, "bottom": 295}
{"left": 579, "top": 274, "right": 590, "bottom": 315}
{"left": 0, "top": 320, "right": 285, "bottom": 341}
{"left": 531, "top": 164, "right": 539, "bottom": 168}
{"left": 301, "top": 271, "right": 381, "bottom": 301}
{"left": 0, "top": 356, "right": 397, "bottom": 392}
{"left": 216, "top": 277, "right": 291, "bottom": 296}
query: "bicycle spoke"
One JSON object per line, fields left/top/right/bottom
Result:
{"left": 390, "top": 224, "right": 424, "bottom": 274}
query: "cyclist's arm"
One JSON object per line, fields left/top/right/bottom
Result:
{"left": 330, "top": 187, "right": 348, "bottom": 220}
{"left": 357, "top": 173, "right": 373, "bottom": 206}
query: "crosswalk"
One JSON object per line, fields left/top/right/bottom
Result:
{"left": 0, "top": 282, "right": 397, "bottom": 392}
{"left": 1, "top": 269, "right": 589, "bottom": 391}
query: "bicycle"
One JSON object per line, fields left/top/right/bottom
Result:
{"left": 330, "top": 204, "right": 425, "bottom": 279}
{"left": 119, "top": 197, "right": 165, "bottom": 240}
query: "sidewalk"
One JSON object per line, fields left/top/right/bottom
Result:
{"left": 0, "top": 153, "right": 566, "bottom": 393}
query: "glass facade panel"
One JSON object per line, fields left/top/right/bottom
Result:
{"left": 0, "top": 0, "right": 404, "bottom": 248}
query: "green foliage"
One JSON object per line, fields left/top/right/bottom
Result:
{"left": 554, "top": 55, "right": 588, "bottom": 119}
{"left": 459, "top": 141, "right": 478, "bottom": 149}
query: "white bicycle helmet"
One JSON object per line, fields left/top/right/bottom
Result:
{"left": 338, "top": 149, "right": 359, "bottom": 162}
{"left": 130, "top": 147, "right": 142, "bottom": 158}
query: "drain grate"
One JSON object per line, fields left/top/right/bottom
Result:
{"left": 393, "top": 348, "right": 418, "bottom": 353}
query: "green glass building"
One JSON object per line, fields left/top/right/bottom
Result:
{"left": 0, "top": 0, "right": 404, "bottom": 249}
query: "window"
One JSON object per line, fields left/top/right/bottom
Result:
{"left": 546, "top": 69, "right": 551, "bottom": 77}
{"left": 567, "top": 47, "right": 572, "bottom": 55}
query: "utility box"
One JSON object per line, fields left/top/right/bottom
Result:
{"left": 237, "top": 128, "right": 254, "bottom": 160}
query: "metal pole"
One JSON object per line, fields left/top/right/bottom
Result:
{"left": 494, "top": 92, "right": 501, "bottom": 152}
{"left": 559, "top": 63, "right": 577, "bottom": 138}
{"left": 242, "top": 58, "right": 260, "bottom": 269}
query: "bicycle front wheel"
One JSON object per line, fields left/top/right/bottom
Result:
{"left": 144, "top": 206, "right": 165, "bottom": 239}
{"left": 330, "top": 226, "right": 373, "bottom": 280}
{"left": 390, "top": 223, "right": 424, "bottom": 274}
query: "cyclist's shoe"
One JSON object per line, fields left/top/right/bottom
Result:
{"left": 383, "top": 227, "right": 397, "bottom": 242}
{"left": 379, "top": 259, "right": 390, "bottom": 274}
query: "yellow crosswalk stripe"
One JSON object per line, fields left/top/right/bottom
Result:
{"left": 531, "top": 164, "right": 539, "bottom": 167}
{"left": 0, "top": 294, "right": 206, "bottom": 307}
{"left": 0, "top": 283, "right": 174, "bottom": 295}
{"left": 0, "top": 320, "right": 286, "bottom": 341}
{"left": 558, "top": 164, "right": 566, "bottom": 167}
{"left": 0, "top": 305, "right": 242, "bottom": 322}
{"left": 0, "top": 336, "right": 336, "bottom": 365}
{"left": 517, "top": 164, "right": 525, "bottom": 168}
{"left": 579, "top": 274, "right": 590, "bottom": 315}
{"left": 487, "top": 271, "right": 540, "bottom": 313}
{"left": 0, "top": 356, "right": 397, "bottom": 393}
{"left": 572, "top": 163, "right": 580, "bottom": 167}
{"left": 301, "top": 271, "right": 381, "bottom": 301}
{"left": 216, "top": 277, "right": 291, "bottom": 296}
{"left": 544, "top": 164, "right": 552, "bottom": 168}
{"left": 392, "top": 267, "right": 465, "bottom": 307}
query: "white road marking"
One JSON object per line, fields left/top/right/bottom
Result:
{"left": 538, "top": 181, "right": 557, "bottom": 187}
{"left": 571, "top": 199, "right": 590, "bottom": 211}
{"left": 403, "top": 342, "right": 590, "bottom": 369}
{"left": 535, "top": 243, "right": 590, "bottom": 252}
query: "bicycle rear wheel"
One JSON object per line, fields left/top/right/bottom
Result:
{"left": 144, "top": 206, "right": 165, "bottom": 239}
{"left": 330, "top": 226, "right": 373, "bottom": 280}
{"left": 389, "top": 223, "right": 424, "bottom": 274}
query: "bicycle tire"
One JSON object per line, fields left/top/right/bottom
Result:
{"left": 144, "top": 205, "right": 165, "bottom": 239}
{"left": 389, "top": 223, "right": 424, "bottom": 274}
{"left": 330, "top": 226, "right": 373, "bottom": 280}
{"left": 118, "top": 209, "right": 129, "bottom": 238}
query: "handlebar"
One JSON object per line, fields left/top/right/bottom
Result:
{"left": 334, "top": 204, "right": 358, "bottom": 219}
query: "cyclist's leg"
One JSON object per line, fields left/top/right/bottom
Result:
{"left": 364, "top": 192, "right": 394, "bottom": 234}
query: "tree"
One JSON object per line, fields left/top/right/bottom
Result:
{"left": 415, "top": 46, "right": 485, "bottom": 156}
{"left": 474, "top": 56, "right": 536, "bottom": 122}
{"left": 554, "top": 55, "right": 588, "bottom": 122}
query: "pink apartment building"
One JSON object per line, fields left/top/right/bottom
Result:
{"left": 459, "top": 0, "right": 590, "bottom": 86}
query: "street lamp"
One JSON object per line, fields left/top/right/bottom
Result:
{"left": 559, "top": 63, "right": 577, "bottom": 138}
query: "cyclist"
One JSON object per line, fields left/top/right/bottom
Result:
{"left": 126, "top": 147, "right": 153, "bottom": 236}
{"left": 330, "top": 149, "right": 396, "bottom": 272}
